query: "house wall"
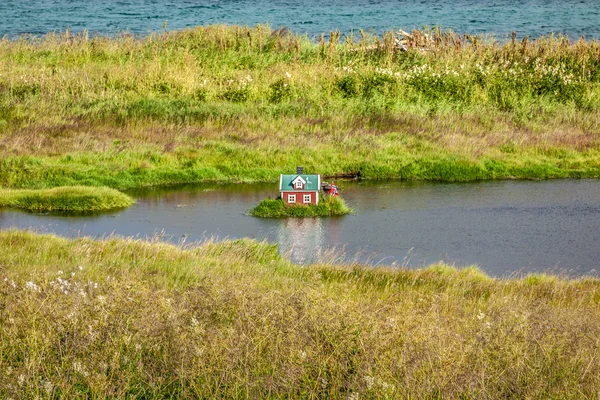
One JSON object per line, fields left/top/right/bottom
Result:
{"left": 281, "top": 191, "right": 319, "bottom": 205}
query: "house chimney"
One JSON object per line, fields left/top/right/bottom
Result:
{"left": 296, "top": 166, "right": 304, "bottom": 174}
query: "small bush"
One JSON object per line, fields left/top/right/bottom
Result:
{"left": 268, "top": 78, "right": 293, "bottom": 103}
{"left": 335, "top": 75, "right": 360, "bottom": 98}
{"left": 222, "top": 86, "right": 251, "bottom": 103}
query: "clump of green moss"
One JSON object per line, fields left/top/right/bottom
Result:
{"left": 0, "top": 186, "right": 135, "bottom": 212}
{"left": 250, "top": 196, "right": 352, "bottom": 218}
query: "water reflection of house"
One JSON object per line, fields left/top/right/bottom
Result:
{"left": 277, "top": 218, "right": 324, "bottom": 264}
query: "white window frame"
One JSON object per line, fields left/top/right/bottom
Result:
{"left": 295, "top": 181, "right": 303, "bottom": 189}
{"left": 288, "top": 194, "right": 296, "bottom": 203}
{"left": 303, "top": 194, "right": 311, "bottom": 204}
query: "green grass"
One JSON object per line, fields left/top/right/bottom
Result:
{"left": 250, "top": 196, "right": 353, "bottom": 217}
{"left": 0, "top": 25, "right": 599, "bottom": 190}
{"left": 1, "top": 230, "right": 600, "bottom": 398}
{"left": 0, "top": 186, "right": 134, "bottom": 211}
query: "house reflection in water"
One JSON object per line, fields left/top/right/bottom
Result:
{"left": 276, "top": 217, "right": 344, "bottom": 264}
{"left": 277, "top": 218, "right": 325, "bottom": 264}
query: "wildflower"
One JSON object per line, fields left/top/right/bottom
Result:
{"left": 477, "top": 311, "right": 486, "bottom": 320}
{"left": 17, "top": 374, "right": 25, "bottom": 386}
{"left": 347, "top": 392, "right": 360, "bottom": 400}
{"left": 43, "top": 380, "right": 53, "bottom": 395}
{"left": 285, "top": 71, "right": 292, "bottom": 78}
{"left": 365, "top": 375, "right": 375, "bottom": 389}
{"left": 73, "top": 361, "right": 89, "bottom": 377}
{"left": 25, "top": 281, "right": 40, "bottom": 292}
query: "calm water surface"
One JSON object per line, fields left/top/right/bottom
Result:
{"left": 1, "top": 179, "right": 599, "bottom": 277}
{"left": 1, "top": 0, "right": 599, "bottom": 39}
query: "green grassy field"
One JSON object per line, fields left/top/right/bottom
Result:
{"left": 1, "top": 230, "right": 599, "bottom": 398}
{"left": 0, "top": 25, "right": 599, "bottom": 191}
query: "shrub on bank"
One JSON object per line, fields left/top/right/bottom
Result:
{"left": 0, "top": 186, "right": 134, "bottom": 212}
{"left": 250, "top": 196, "right": 352, "bottom": 218}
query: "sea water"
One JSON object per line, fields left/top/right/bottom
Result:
{"left": 1, "top": 0, "right": 599, "bottom": 39}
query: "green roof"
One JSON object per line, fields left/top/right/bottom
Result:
{"left": 279, "top": 174, "right": 320, "bottom": 191}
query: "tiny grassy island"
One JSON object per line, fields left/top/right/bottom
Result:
{"left": 251, "top": 195, "right": 352, "bottom": 217}
{"left": 0, "top": 186, "right": 134, "bottom": 212}
{"left": 250, "top": 169, "right": 352, "bottom": 217}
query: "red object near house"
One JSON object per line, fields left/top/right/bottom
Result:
{"left": 280, "top": 169, "right": 321, "bottom": 206}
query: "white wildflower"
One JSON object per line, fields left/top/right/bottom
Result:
{"left": 25, "top": 281, "right": 40, "bottom": 292}
{"left": 364, "top": 375, "right": 375, "bottom": 389}
{"left": 347, "top": 392, "right": 360, "bottom": 400}
{"left": 477, "top": 311, "right": 486, "bottom": 320}
{"left": 73, "top": 361, "right": 88, "bottom": 377}
{"left": 43, "top": 380, "right": 53, "bottom": 395}
{"left": 285, "top": 71, "right": 292, "bottom": 78}
{"left": 17, "top": 374, "right": 25, "bottom": 385}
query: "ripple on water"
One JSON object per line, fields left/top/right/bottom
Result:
{"left": 1, "top": 0, "right": 600, "bottom": 38}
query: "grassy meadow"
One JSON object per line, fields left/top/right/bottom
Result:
{"left": 0, "top": 25, "right": 599, "bottom": 191}
{"left": 1, "top": 230, "right": 600, "bottom": 398}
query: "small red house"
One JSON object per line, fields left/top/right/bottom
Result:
{"left": 280, "top": 168, "right": 321, "bottom": 206}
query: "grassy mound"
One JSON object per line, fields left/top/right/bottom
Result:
{"left": 2, "top": 230, "right": 600, "bottom": 398}
{"left": 0, "top": 186, "right": 135, "bottom": 212}
{"left": 250, "top": 196, "right": 352, "bottom": 217}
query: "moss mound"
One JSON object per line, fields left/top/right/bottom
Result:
{"left": 0, "top": 186, "right": 135, "bottom": 212}
{"left": 250, "top": 196, "right": 352, "bottom": 218}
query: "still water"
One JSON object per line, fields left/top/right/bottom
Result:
{"left": 1, "top": 0, "right": 599, "bottom": 39}
{"left": 1, "top": 179, "right": 599, "bottom": 277}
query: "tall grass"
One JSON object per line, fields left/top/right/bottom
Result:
{"left": 1, "top": 230, "right": 600, "bottom": 398}
{"left": 0, "top": 25, "right": 599, "bottom": 189}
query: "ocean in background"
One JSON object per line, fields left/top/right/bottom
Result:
{"left": 1, "top": 0, "right": 599, "bottom": 39}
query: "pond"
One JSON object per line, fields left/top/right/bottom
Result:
{"left": 1, "top": 179, "right": 599, "bottom": 277}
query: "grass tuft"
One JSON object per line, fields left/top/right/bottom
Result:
{"left": 0, "top": 186, "right": 134, "bottom": 211}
